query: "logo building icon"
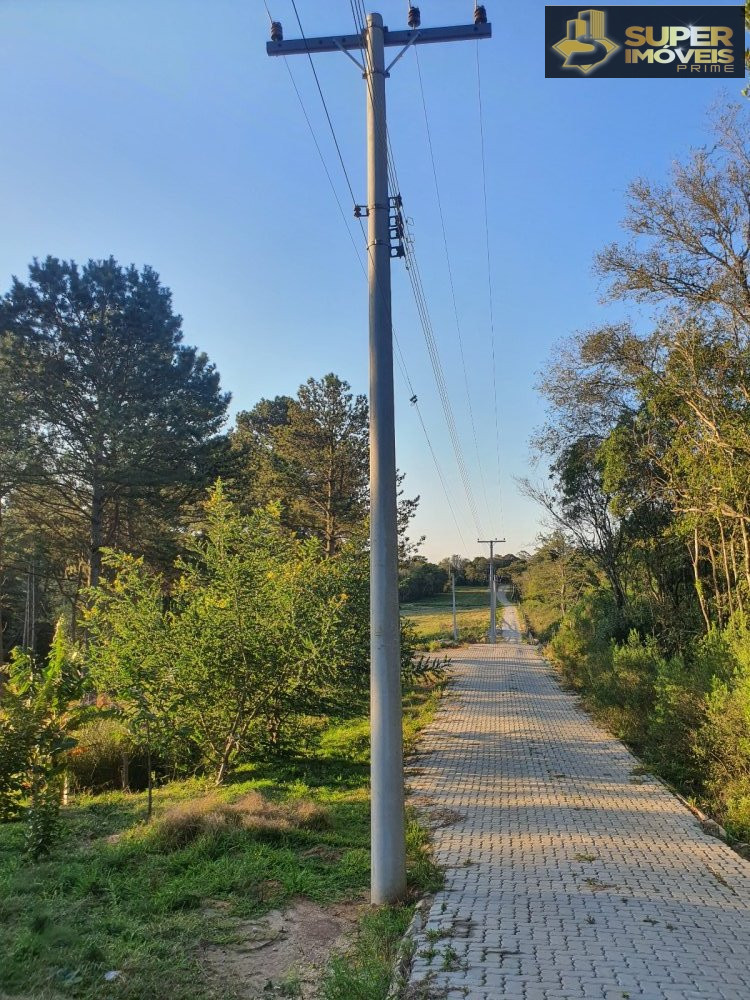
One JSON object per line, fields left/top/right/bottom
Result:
{"left": 552, "top": 9, "right": 619, "bottom": 74}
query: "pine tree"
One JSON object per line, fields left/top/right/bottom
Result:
{"left": 0, "top": 257, "right": 230, "bottom": 589}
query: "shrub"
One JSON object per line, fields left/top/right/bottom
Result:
{"left": 597, "top": 632, "right": 663, "bottom": 746}
{"left": 696, "top": 667, "right": 750, "bottom": 834}
{"left": 67, "top": 717, "right": 138, "bottom": 791}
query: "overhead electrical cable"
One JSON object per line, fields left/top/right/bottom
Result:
{"left": 475, "top": 39, "right": 504, "bottom": 525}
{"left": 349, "top": 0, "right": 486, "bottom": 536}
{"left": 413, "top": 45, "right": 492, "bottom": 526}
{"left": 269, "top": 0, "right": 469, "bottom": 548}
{"left": 289, "top": 0, "right": 359, "bottom": 208}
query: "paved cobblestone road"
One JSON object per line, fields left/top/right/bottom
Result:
{"left": 405, "top": 599, "right": 750, "bottom": 1000}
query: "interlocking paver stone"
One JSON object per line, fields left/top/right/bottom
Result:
{"left": 405, "top": 598, "right": 750, "bottom": 999}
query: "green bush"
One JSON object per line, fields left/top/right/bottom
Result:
{"left": 648, "top": 652, "right": 703, "bottom": 787}
{"left": 549, "top": 588, "right": 621, "bottom": 691}
{"left": 67, "top": 717, "right": 138, "bottom": 791}
{"left": 697, "top": 667, "right": 750, "bottom": 837}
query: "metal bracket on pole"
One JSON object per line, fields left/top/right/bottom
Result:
{"left": 333, "top": 37, "right": 366, "bottom": 72}
{"left": 389, "top": 195, "right": 405, "bottom": 258}
{"left": 266, "top": 22, "right": 491, "bottom": 57}
{"left": 384, "top": 30, "right": 421, "bottom": 74}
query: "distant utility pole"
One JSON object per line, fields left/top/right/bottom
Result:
{"left": 451, "top": 564, "right": 458, "bottom": 642}
{"left": 267, "top": 7, "right": 492, "bottom": 906}
{"left": 477, "top": 538, "right": 505, "bottom": 643}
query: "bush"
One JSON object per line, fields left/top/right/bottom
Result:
{"left": 68, "top": 717, "right": 139, "bottom": 791}
{"left": 697, "top": 668, "right": 750, "bottom": 837}
{"left": 597, "top": 632, "right": 663, "bottom": 746}
{"left": 549, "top": 588, "right": 622, "bottom": 691}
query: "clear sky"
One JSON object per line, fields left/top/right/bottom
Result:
{"left": 1, "top": 1, "right": 746, "bottom": 560}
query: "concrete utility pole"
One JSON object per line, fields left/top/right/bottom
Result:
{"left": 451, "top": 568, "right": 458, "bottom": 642}
{"left": 477, "top": 538, "right": 505, "bottom": 643}
{"left": 267, "top": 7, "right": 492, "bottom": 906}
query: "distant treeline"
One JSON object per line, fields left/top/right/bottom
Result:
{"left": 399, "top": 553, "right": 523, "bottom": 603}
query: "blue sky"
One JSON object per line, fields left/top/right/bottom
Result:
{"left": 1, "top": 1, "right": 745, "bottom": 559}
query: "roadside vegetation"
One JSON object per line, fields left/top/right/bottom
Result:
{"left": 0, "top": 681, "right": 443, "bottom": 1000}
{"left": 0, "top": 267, "right": 445, "bottom": 1000}
{"left": 515, "top": 104, "right": 750, "bottom": 842}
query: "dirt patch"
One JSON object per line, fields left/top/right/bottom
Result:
{"left": 200, "top": 898, "right": 363, "bottom": 998}
{"left": 408, "top": 795, "right": 465, "bottom": 829}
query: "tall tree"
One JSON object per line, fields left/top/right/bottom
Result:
{"left": 0, "top": 257, "right": 230, "bottom": 588}
{"left": 533, "top": 102, "right": 750, "bottom": 634}
{"left": 268, "top": 374, "right": 369, "bottom": 556}
{"left": 596, "top": 105, "right": 750, "bottom": 330}
{"left": 0, "top": 333, "right": 41, "bottom": 663}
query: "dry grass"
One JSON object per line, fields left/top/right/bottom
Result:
{"left": 151, "top": 790, "right": 331, "bottom": 849}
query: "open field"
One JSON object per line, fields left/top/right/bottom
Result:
{"left": 401, "top": 586, "right": 490, "bottom": 648}
{"left": 0, "top": 683, "right": 443, "bottom": 1000}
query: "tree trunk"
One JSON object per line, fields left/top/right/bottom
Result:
{"left": 730, "top": 534, "right": 744, "bottom": 616}
{"left": 707, "top": 540, "right": 722, "bottom": 624}
{"left": 145, "top": 717, "right": 153, "bottom": 821}
{"left": 0, "top": 497, "right": 4, "bottom": 668}
{"left": 89, "top": 478, "right": 104, "bottom": 589}
{"left": 718, "top": 519, "right": 734, "bottom": 618}
{"left": 691, "top": 528, "right": 711, "bottom": 632}
{"left": 120, "top": 752, "right": 130, "bottom": 792}
{"left": 741, "top": 518, "right": 750, "bottom": 596}
{"left": 215, "top": 715, "right": 242, "bottom": 785}
{"left": 325, "top": 447, "right": 335, "bottom": 558}
{"left": 215, "top": 739, "right": 234, "bottom": 786}
{"left": 607, "top": 566, "right": 626, "bottom": 610}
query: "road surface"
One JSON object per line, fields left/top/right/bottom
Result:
{"left": 405, "top": 600, "right": 750, "bottom": 999}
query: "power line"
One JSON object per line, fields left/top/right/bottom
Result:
{"left": 280, "top": 56, "right": 364, "bottom": 270}
{"left": 476, "top": 39, "right": 504, "bottom": 526}
{"left": 348, "top": 3, "right": 485, "bottom": 536}
{"left": 273, "top": 1, "right": 470, "bottom": 549}
{"left": 413, "top": 45, "right": 491, "bottom": 526}
{"left": 289, "top": 0, "right": 359, "bottom": 209}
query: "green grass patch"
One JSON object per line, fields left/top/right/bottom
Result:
{"left": 0, "top": 682, "right": 443, "bottom": 1000}
{"left": 401, "top": 586, "right": 489, "bottom": 649}
{"left": 319, "top": 905, "right": 413, "bottom": 1000}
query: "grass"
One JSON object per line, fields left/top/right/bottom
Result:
{"left": 401, "top": 586, "right": 490, "bottom": 649}
{"left": 0, "top": 681, "right": 444, "bottom": 1000}
{"left": 319, "top": 905, "right": 413, "bottom": 999}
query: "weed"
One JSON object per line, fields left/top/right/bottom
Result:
{"left": 440, "top": 943, "right": 462, "bottom": 971}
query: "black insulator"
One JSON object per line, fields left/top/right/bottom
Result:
{"left": 407, "top": 5, "right": 421, "bottom": 28}
{"left": 270, "top": 20, "right": 283, "bottom": 42}
{"left": 474, "top": 4, "right": 487, "bottom": 24}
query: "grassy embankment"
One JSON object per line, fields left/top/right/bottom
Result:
{"left": 401, "top": 586, "right": 490, "bottom": 649}
{"left": 0, "top": 683, "right": 444, "bottom": 1000}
